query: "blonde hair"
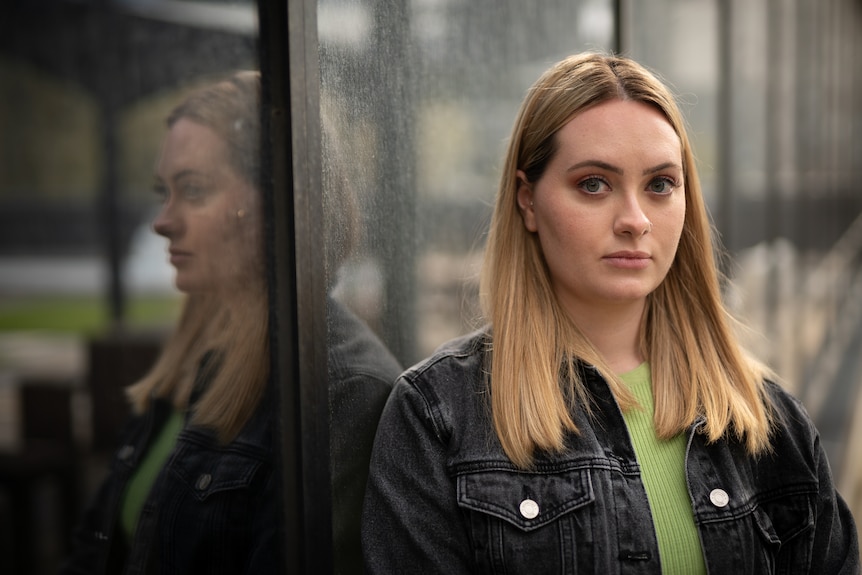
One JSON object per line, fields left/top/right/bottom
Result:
{"left": 481, "top": 53, "right": 773, "bottom": 469}
{"left": 127, "top": 71, "right": 269, "bottom": 443}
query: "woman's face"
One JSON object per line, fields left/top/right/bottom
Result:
{"left": 517, "top": 99, "right": 686, "bottom": 321}
{"left": 153, "top": 117, "right": 260, "bottom": 294}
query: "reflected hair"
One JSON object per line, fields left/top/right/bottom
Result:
{"left": 480, "top": 52, "right": 773, "bottom": 469}
{"left": 127, "top": 71, "right": 268, "bottom": 443}
{"left": 167, "top": 70, "right": 261, "bottom": 190}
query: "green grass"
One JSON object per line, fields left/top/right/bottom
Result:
{"left": 0, "top": 295, "right": 181, "bottom": 334}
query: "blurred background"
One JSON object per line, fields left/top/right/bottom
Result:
{"left": 0, "top": 0, "right": 860, "bottom": 572}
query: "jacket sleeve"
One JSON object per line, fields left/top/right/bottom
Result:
{"left": 330, "top": 372, "right": 396, "bottom": 575}
{"left": 810, "top": 429, "right": 860, "bottom": 574}
{"left": 361, "top": 378, "right": 475, "bottom": 573}
{"left": 243, "top": 466, "right": 282, "bottom": 575}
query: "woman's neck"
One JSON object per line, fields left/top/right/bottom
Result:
{"left": 567, "top": 299, "right": 646, "bottom": 374}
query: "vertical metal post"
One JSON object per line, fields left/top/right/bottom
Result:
{"left": 716, "top": 0, "right": 734, "bottom": 259}
{"left": 100, "top": 101, "right": 124, "bottom": 327}
{"left": 258, "top": 0, "right": 332, "bottom": 572}
{"left": 96, "top": 1, "right": 126, "bottom": 328}
{"left": 763, "top": 0, "right": 781, "bottom": 365}
{"left": 614, "top": 0, "right": 630, "bottom": 55}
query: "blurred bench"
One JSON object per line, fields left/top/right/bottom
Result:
{"left": 0, "top": 379, "right": 78, "bottom": 575}
{"left": 0, "top": 329, "right": 164, "bottom": 574}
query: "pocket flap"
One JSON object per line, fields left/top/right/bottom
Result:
{"left": 752, "top": 490, "right": 815, "bottom": 545}
{"left": 170, "top": 443, "right": 265, "bottom": 501}
{"left": 457, "top": 468, "right": 593, "bottom": 531}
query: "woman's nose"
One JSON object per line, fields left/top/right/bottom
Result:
{"left": 613, "top": 194, "right": 651, "bottom": 236}
{"left": 152, "top": 202, "right": 178, "bottom": 238}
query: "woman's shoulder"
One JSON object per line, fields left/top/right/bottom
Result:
{"left": 763, "top": 379, "right": 811, "bottom": 418}
{"left": 400, "top": 328, "right": 489, "bottom": 384}
{"left": 381, "top": 328, "right": 497, "bottom": 452}
{"left": 761, "top": 379, "right": 819, "bottom": 451}
{"left": 387, "top": 329, "right": 490, "bottom": 417}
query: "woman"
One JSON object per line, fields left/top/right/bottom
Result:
{"left": 62, "top": 71, "right": 399, "bottom": 574}
{"left": 362, "top": 53, "right": 859, "bottom": 574}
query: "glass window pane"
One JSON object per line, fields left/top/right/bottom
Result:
{"left": 1, "top": 2, "right": 267, "bottom": 572}
{"left": 320, "top": 0, "right": 616, "bottom": 364}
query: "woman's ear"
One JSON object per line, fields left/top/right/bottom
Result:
{"left": 516, "top": 170, "right": 538, "bottom": 232}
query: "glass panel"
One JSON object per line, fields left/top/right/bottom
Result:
{"left": 318, "top": 0, "right": 616, "bottom": 568}
{"left": 0, "top": 2, "right": 266, "bottom": 573}
{"left": 320, "top": 0, "right": 616, "bottom": 364}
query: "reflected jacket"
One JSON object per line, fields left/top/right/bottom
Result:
{"left": 362, "top": 329, "right": 860, "bottom": 574}
{"left": 60, "top": 376, "right": 280, "bottom": 575}
{"left": 61, "top": 298, "right": 400, "bottom": 575}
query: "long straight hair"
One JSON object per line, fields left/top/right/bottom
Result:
{"left": 126, "top": 72, "right": 269, "bottom": 443}
{"left": 480, "top": 53, "right": 773, "bottom": 469}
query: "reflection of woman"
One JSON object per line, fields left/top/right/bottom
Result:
{"left": 362, "top": 53, "right": 859, "bottom": 574}
{"left": 61, "top": 72, "right": 399, "bottom": 574}
{"left": 60, "top": 71, "right": 277, "bottom": 575}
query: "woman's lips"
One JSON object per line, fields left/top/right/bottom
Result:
{"left": 169, "top": 249, "right": 192, "bottom": 266}
{"left": 603, "top": 251, "right": 650, "bottom": 269}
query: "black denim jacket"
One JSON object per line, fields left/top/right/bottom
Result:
{"left": 62, "top": 298, "right": 400, "bottom": 575}
{"left": 60, "top": 389, "right": 279, "bottom": 575}
{"left": 362, "top": 329, "right": 860, "bottom": 574}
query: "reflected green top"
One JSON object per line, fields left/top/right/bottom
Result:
{"left": 619, "top": 363, "right": 706, "bottom": 575}
{"left": 120, "top": 409, "right": 184, "bottom": 541}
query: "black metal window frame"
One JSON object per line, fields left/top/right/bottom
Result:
{"left": 258, "top": 0, "right": 333, "bottom": 571}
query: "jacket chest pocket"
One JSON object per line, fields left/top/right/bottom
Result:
{"left": 456, "top": 468, "right": 595, "bottom": 574}
{"left": 698, "top": 488, "right": 816, "bottom": 574}
{"left": 752, "top": 490, "right": 816, "bottom": 574}
{"left": 146, "top": 444, "right": 271, "bottom": 571}
{"left": 171, "top": 446, "right": 265, "bottom": 502}
{"left": 164, "top": 442, "right": 269, "bottom": 541}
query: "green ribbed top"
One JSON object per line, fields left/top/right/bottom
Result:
{"left": 619, "top": 363, "right": 706, "bottom": 575}
{"left": 120, "top": 409, "right": 184, "bottom": 541}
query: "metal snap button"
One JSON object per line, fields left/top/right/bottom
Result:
{"left": 196, "top": 473, "right": 212, "bottom": 490}
{"left": 519, "top": 498, "right": 539, "bottom": 519}
{"left": 709, "top": 488, "right": 729, "bottom": 508}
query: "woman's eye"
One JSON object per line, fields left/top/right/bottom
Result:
{"left": 181, "top": 184, "right": 206, "bottom": 201}
{"left": 153, "top": 183, "right": 168, "bottom": 202}
{"left": 579, "top": 177, "right": 607, "bottom": 194}
{"left": 648, "top": 177, "right": 677, "bottom": 194}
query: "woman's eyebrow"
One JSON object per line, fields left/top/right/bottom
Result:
{"left": 643, "top": 162, "right": 681, "bottom": 175}
{"left": 169, "top": 169, "right": 206, "bottom": 184}
{"left": 565, "top": 160, "right": 622, "bottom": 174}
{"left": 153, "top": 169, "right": 201, "bottom": 184}
{"left": 564, "top": 160, "right": 681, "bottom": 176}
